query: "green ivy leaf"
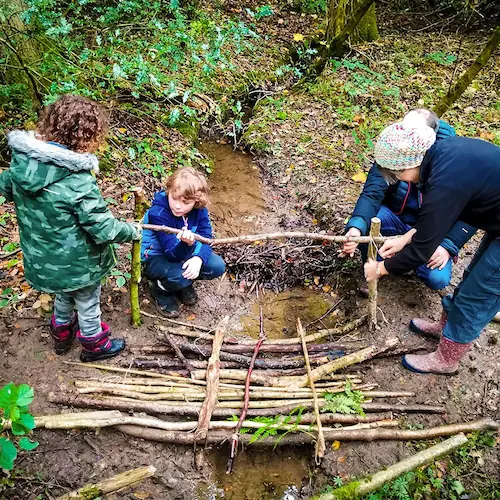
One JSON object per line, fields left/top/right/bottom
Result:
{"left": 18, "top": 437, "right": 39, "bottom": 451}
{"left": 0, "top": 437, "right": 17, "bottom": 470}
{"left": 116, "top": 276, "right": 126, "bottom": 287}
{"left": 16, "top": 384, "right": 34, "bottom": 407}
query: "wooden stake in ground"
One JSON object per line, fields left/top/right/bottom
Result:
{"left": 131, "top": 188, "right": 150, "bottom": 327}
{"left": 311, "top": 434, "right": 468, "bottom": 499}
{"left": 368, "top": 217, "right": 381, "bottom": 331}
{"left": 194, "top": 316, "right": 229, "bottom": 443}
{"left": 227, "top": 306, "right": 267, "bottom": 474}
{"left": 297, "top": 318, "right": 325, "bottom": 462}
{"left": 56, "top": 465, "right": 156, "bottom": 499}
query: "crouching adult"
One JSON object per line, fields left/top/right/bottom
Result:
{"left": 364, "top": 121, "right": 500, "bottom": 374}
{"left": 342, "top": 109, "right": 476, "bottom": 295}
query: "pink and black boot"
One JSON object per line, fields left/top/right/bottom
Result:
{"left": 50, "top": 314, "right": 79, "bottom": 354}
{"left": 409, "top": 311, "right": 447, "bottom": 340}
{"left": 77, "top": 322, "right": 125, "bottom": 362}
{"left": 402, "top": 336, "right": 472, "bottom": 375}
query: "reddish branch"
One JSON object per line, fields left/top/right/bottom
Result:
{"left": 227, "top": 306, "right": 267, "bottom": 473}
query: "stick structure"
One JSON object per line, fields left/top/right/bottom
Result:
{"left": 312, "top": 434, "right": 469, "bottom": 499}
{"left": 142, "top": 223, "right": 392, "bottom": 246}
{"left": 56, "top": 465, "right": 156, "bottom": 499}
{"left": 368, "top": 217, "right": 381, "bottom": 331}
{"left": 298, "top": 318, "right": 326, "bottom": 462}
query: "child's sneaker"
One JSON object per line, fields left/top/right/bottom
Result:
{"left": 77, "top": 322, "right": 125, "bottom": 362}
{"left": 155, "top": 294, "right": 179, "bottom": 318}
{"left": 50, "top": 314, "right": 78, "bottom": 354}
{"left": 177, "top": 285, "right": 198, "bottom": 306}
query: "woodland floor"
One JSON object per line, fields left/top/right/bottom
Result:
{"left": 0, "top": 3, "right": 499, "bottom": 499}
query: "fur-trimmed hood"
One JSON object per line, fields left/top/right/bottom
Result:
{"left": 7, "top": 130, "right": 99, "bottom": 172}
{"left": 7, "top": 130, "right": 99, "bottom": 195}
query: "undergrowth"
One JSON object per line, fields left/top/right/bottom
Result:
{"left": 321, "top": 431, "right": 499, "bottom": 500}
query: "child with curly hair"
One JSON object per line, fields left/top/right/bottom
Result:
{"left": 141, "top": 167, "right": 226, "bottom": 318}
{"left": 0, "top": 95, "right": 141, "bottom": 361}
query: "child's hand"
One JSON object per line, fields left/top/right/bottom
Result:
{"left": 340, "top": 228, "right": 361, "bottom": 257}
{"left": 182, "top": 256, "right": 203, "bottom": 280}
{"left": 178, "top": 229, "right": 195, "bottom": 246}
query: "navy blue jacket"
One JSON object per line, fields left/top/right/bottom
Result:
{"left": 346, "top": 120, "right": 476, "bottom": 257}
{"left": 141, "top": 191, "right": 213, "bottom": 264}
{"left": 386, "top": 136, "right": 500, "bottom": 274}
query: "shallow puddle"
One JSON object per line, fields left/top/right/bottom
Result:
{"left": 198, "top": 447, "right": 308, "bottom": 500}
{"left": 201, "top": 141, "right": 268, "bottom": 238}
{"left": 241, "top": 287, "right": 340, "bottom": 340}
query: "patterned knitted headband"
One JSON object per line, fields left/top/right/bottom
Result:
{"left": 374, "top": 122, "right": 436, "bottom": 171}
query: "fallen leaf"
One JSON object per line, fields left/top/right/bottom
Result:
{"left": 337, "top": 455, "right": 347, "bottom": 463}
{"left": 313, "top": 276, "right": 320, "bottom": 285}
{"left": 117, "top": 127, "right": 127, "bottom": 134}
{"left": 293, "top": 33, "right": 304, "bottom": 42}
{"left": 133, "top": 492, "right": 152, "bottom": 499}
{"left": 351, "top": 171, "right": 367, "bottom": 182}
{"left": 322, "top": 285, "right": 331, "bottom": 293}
{"left": 32, "top": 300, "right": 41, "bottom": 309}
{"left": 332, "top": 440, "right": 341, "bottom": 450}
{"left": 186, "top": 314, "right": 196, "bottom": 321}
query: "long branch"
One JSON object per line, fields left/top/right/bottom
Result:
{"left": 142, "top": 224, "right": 391, "bottom": 246}
{"left": 312, "top": 434, "right": 469, "bottom": 499}
{"left": 298, "top": 318, "right": 326, "bottom": 460}
{"left": 227, "top": 306, "right": 267, "bottom": 473}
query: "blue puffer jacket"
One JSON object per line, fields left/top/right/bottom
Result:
{"left": 345, "top": 120, "right": 477, "bottom": 257}
{"left": 141, "top": 191, "right": 213, "bottom": 264}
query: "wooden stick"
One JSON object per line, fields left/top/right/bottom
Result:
{"left": 155, "top": 324, "right": 215, "bottom": 341}
{"left": 131, "top": 188, "right": 150, "bottom": 327}
{"left": 115, "top": 419, "right": 499, "bottom": 446}
{"left": 139, "top": 310, "right": 213, "bottom": 331}
{"left": 368, "top": 217, "right": 381, "bottom": 331}
{"left": 56, "top": 465, "right": 156, "bottom": 499}
{"left": 298, "top": 318, "right": 325, "bottom": 462}
{"left": 161, "top": 332, "right": 193, "bottom": 375}
{"left": 195, "top": 317, "right": 228, "bottom": 442}
{"left": 227, "top": 306, "right": 267, "bottom": 473}
{"left": 276, "top": 338, "right": 399, "bottom": 388}
{"left": 313, "top": 434, "right": 469, "bottom": 499}
{"left": 62, "top": 361, "right": 209, "bottom": 386}
{"left": 142, "top": 224, "right": 392, "bottom": 245}
{"left": 48, "top": 393, "right": 446, "bottom": 418}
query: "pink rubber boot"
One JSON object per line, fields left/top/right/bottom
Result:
{"left": 402, "top": 336, "right": 471, "bottom": 375}
{"left": 409, "top": 311, "right": 447, "bottom": 340}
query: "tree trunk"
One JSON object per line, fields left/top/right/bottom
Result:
{"left": 326, "top": 0, "right": 378, "bottom": 46}
{"left": 434, "top": 25, "right": 500, "bottom": 117}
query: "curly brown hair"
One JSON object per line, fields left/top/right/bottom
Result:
{"left": 37, "top": 95, "right": 109, "bottom": 153}
{"left": 166, "top": 167, "right": 210, "bottom": 208}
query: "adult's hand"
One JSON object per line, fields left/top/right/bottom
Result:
{"left": 427, "top": 245, "right": 450, "bottom": 270}
{"left": 340, "top": 228, "right": 362, "bottom": 257}
{"left": 378, "top": 235, "right": 407, "bottom": 259}
{"left": 364, "top": 259, "right": 388, "bottom": 282}
{"left": 182, "top": 256, "right": 203, "bottom": 280}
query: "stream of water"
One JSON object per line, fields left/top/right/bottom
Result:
{"left": 196, "top": 141, "right": 338, "bottom": 499}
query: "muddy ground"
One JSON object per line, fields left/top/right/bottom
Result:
{"left": 1, "top": 141, "right": 499, "bottom": 500}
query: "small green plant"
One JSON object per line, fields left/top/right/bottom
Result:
{"left": 110, "top": 268, "right": 131, "bottom": 288}
{"left": 0, "top": 288, "right": 19, "bottom": 309}
{"left": 0, "top": 383, "right": 38, "bottom": 471}
{"left": 425, "top": 51, "right": 457, "bottom": 66}
{"left": 246, "top": 5, "right": 274, "bottom": 20}
{"left": 321, "top": 381, "right": 365, "bottom": 415}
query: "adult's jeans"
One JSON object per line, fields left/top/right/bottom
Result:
{"left": 54, "top": 283, "right": 102, "bottom": 337}
{"left": 360, "top": 205, "right": 452, "bottom": 290}
{"left": 442, "top": 235, "right": 500, "bottom": 343}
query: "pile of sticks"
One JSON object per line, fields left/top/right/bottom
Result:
{"left": 45, "top": 314, "right": 499, "bottom": 473}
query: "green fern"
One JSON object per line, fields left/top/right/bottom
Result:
{"left": 321, "top": 381, "right": 366, "bottom": 416}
